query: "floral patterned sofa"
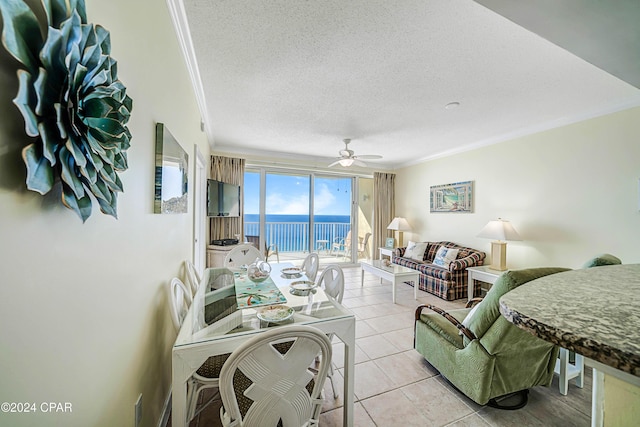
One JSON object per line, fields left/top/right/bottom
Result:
{"left": 393, "top": 241, "right": 486, "bottom": 301}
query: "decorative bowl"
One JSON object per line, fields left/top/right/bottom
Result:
{"left": 281, "top": 267, "right": 302, "bottom": 278}
{"left": 256, "top": 305, "right": 295, "bottom": 323}
{"left": 247, "top": 260, "right": 271, "bottom": 283}
{"left": 289, "top": 280, "right": 317, "bottom": 296}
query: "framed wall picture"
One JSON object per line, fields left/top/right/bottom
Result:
{"left": 154, "top": 123, "right": 189, "bottom": 214}
{"left": 430, "top": 181, "right": 474, "bottom": 213}
{"left": 385, "top": 237, "right": 395, "bottom": 248}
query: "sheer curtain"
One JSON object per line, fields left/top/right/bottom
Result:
{"left": 209, "top": 156, "right": 245, "bottom": 241}
{"left": 373, "top": 172, "right": 395, "bottom": 259}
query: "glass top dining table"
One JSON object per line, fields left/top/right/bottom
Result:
{"left": 171, "top": 263, "right": 356, "bottom": 427}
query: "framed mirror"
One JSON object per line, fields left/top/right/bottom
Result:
{"left": 154, "top": 123, "right": 189, "bottom": 213}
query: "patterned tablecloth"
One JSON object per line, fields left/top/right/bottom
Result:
{"left": 234, "top": 274, "right": 287, "bottom": 309}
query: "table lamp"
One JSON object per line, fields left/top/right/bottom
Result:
{"left": 477, "top": 218, "right": 522, "bottom": 271}
{"left": 387, "top": 217, "right": 412, "bottom": 247}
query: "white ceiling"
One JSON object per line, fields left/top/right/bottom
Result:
{"left": 176, "top": 0, "right": 640, "bottom": 170}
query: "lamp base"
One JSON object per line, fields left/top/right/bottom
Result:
{"left": 489, "top": 241, "right": 508, "bottom": 271}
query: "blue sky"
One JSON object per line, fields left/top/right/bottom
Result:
{"left": 244, "top": 172, "right": 351, "bottom": 216}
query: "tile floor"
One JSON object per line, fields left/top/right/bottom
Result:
{"left": 183, "top": 266, "right": 592, "bottom": 427}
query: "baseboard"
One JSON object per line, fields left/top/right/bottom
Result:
{"left": 158, "top": 391, "right": 171, "bottom": 427}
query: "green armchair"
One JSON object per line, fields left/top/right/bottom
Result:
{"left": 414, "top": 267, "right": 570, "bottom": 407}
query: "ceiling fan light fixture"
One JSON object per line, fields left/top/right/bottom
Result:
{"left": 338, "top": 158, "right": 354, "bottom": 167}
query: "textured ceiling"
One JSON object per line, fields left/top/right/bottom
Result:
{"left": 179, "top": 0, "right": 640, "bottom": 169}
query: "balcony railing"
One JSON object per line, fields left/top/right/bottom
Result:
{"left": 244, "top": 222, "right": 351, "bottom": 252}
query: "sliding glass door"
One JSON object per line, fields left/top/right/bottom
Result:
{"left": 244, "top": 169, "right": 358, "bottom": 265}
{"left": 313, "top": 176, "right": 352, "bottom": 262}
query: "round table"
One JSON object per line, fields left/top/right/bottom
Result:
{"left": 499, "top": 264, "right": 640, "bottom": 426}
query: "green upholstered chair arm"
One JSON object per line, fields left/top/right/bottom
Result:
{"left": 415, "top": 304, "right": 477, "bottom": 341}
{"left": 466, "top": 297, "right": 483, "bottom": 308}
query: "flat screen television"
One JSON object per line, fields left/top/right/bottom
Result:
{"left": 207, "top": 179, "right": 241, "bottom": 217}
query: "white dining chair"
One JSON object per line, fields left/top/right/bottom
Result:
{"left": 224, "top": 244, "right": 264, "bottom": 268}
{"left": 315, "top": 264, "right": 345, "bottom": 398}
{"left": 184, "top": 260, "right": 201, "bottom": 296}
{"left": 317, "top": 264, "right": 345, "bottom": 304}
{"left": 301, "top": 252, "right": 320, "bottom": 282}
{"left": 219, "top": 325, "right": 332, "bottom": 427}
{"left": 168, "top": 277, "right": 229, "bottom": 423}
{"left": 169, "top": 278, "right": 192, "bottom": 330}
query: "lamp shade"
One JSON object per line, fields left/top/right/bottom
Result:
{"left": 477, "top": 218, "right": 522, "bottom": 241}
{"left": 387, "top": 217, "right": 412, "bottom": 231}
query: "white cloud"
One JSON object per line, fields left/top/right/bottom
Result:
{"left": 265, "top": 183, "right": 340, "bottom": 215}
{"left": 266, "top": 192, "right": 309, "bottom": 215}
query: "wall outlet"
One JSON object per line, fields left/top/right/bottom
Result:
{"left": 135, "top": 394, "right": 142, "bottom": 427}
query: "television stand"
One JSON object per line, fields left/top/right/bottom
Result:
{"left": 206, "top": 243, "right": 243, "bottom": 267}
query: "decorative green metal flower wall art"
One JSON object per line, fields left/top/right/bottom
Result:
{"left": 0, "top": 0, "right": 133, "bottom": 222}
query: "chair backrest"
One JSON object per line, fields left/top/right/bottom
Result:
{"left": 169, "top": 277, "right": 192, "bottom": 332}
{"left": 317, "top": 264, "right": 345, "bottom": 303}
{"left": 224, "top": 244, "right": 264, "bottom": 268}
{"left": 464, "top": 267, "right": 570, "bottom": 342}
{"left": 184, "top": 260, "right": 201, "bottom": 296}
{"left": 344, "top": 230, "right": 352, "bottom": 245}
{"left": 362, "top": 232, "right": 371, "bottom": 246}
{"left": 358, "top": 232, "right": 372, "bottom": 254}
{"left": 219, "top": 325, "right": 332, "bottom": 427}
{"left": 301, "top": 253, "right": 319, "bottom": 282}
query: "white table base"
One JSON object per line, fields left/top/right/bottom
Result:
{"left": 360, "top": 262, "right": 419, "bottom": 303}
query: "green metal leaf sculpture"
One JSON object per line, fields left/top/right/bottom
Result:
{"left": 0, "top": 0, "right": 132, "bottom": 222}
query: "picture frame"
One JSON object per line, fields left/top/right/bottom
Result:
{"left": 385, "top": 237, "right": 395, "bottom": 248}
{"left": 430, "top": 181, "right": 474, "bottom": 213}
{"left": 154, "top": 123, "right": 189, "bottom": 214}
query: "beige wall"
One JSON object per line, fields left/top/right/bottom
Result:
{"left": 395, "top": 107, "right": 640, "bottom": 269}
{"left": 604, "top": 374, "right": 640, "bottom": 425}
{"left": 0, "top": 1, "right": 209, "bottom": 426}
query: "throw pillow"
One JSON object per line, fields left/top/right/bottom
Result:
{"left": 433, "top": 246, "right": 459, "bottom": 269}
{"left": 404, "top": 241, "right": 428, "bottom": 261}
{"left": 462, "top": 303, "right": 480, "bottom": 329}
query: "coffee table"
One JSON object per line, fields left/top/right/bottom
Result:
{"left": 360, "top": 260, "right": 420, "bottom": 303}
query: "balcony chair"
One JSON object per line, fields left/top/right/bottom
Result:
{"left": 331, "top": 230, "right": 351, "bottom": 258}
{"left": 168, "top": 278, "right": 230, "bottom": 422}
{"left": 357, "top": 232, "right": 371, "bottom": 260}
{"left": 414, "top": 267, "right": 570, "bottom": 408}
{"left": 219, "top": 325, "right": 332, "bottom": 427}
{"left": 224, "top": 244, "right": 264, "bottom": 268}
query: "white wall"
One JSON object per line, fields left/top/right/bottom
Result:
{"left": 395, "top": 107, "right": 640, "bottom": 269}
{"left": 0, "top": 1, "right": 209, "bottom": 426}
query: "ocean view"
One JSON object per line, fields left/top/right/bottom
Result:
{"left": 244, "top": 214, "right": 350, "bottom": 223}
{"left": 243, "top": 214, "right": 351, "bottom": 252}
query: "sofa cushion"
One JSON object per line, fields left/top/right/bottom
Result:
{"left": 416, "top": 263, "right": 451, "bottom": 280}
{"left": 433, "top": 246, "right": 459, "bottom": 269}
{"left": 405, "top": 241, "right": 428, "bottom": 261}
{"left": 394, "top": 257, "right": 425, "bottom": 271}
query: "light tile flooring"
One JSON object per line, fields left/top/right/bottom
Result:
{"left": 184, "top": 266, "right": 592, "bottom": 427}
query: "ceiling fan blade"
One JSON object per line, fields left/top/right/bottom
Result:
{"left": 327, "top": 160, "right": 342, "bottom": 167}
{"left": 352, "top": 159, "right": 368, "bottom": 167}
{"left": 354, "top": 154, "right": 382, "bottom": 160}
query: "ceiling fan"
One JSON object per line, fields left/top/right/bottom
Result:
{"left": 328, "top": 138, "right": 382, "bottom": 168}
